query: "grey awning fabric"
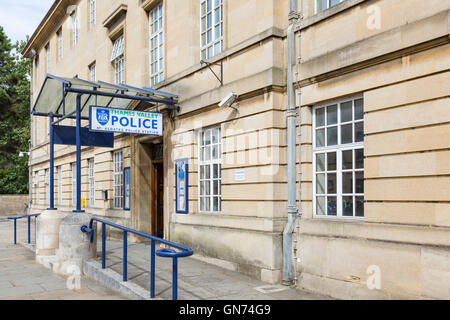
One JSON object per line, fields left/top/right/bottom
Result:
{"left": 32, "top": 74, "right": 178, "bottom": 118}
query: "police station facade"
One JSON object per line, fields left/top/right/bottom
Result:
{"left": 24, "top": 0, "right": 450, "bottom": 299}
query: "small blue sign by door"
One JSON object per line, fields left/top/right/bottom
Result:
{"left": 175, "top": 159, "right": 188, "bottom": 214}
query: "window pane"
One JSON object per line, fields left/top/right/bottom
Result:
{"left": 355, "top": 196, "right": 364, "bottom": 217}
{"left": 355, "top": 149, "right": 364, "bottom": 169}
{"left": 316, "top": 173, "right": 325, "bottom": 194}
{"left": 354, "top": 99, "right": 364, "bottom": 120}
{"left": 316, "top": 153, "right": 325, "bottom": 172}
{"left": 355, "top": 122, "right": 364, "bottom": 142}
{"left": 213, "top": 180, "right": 219, "bottom": 195}
{"left": 327, "top": 173, "right": 336, "bottom": 194}
{"left": 213, "top": 197, "right": 219, "bottom": 212}
{"left": 316, "top": 196, "right": 326, "bottom": 215}
{"left": 343, "top": 172, "right": 353, "bottom": 194}
{"left": 205, "top": 146, "right": 211, "bottom": 161}
{"left": 316, "top": 129, "right": 325, "bottom": 147}
{"left": 317, "top": 0, "right": 327, "bottom": 12}
{"left": 327, "top": 126, "right": 337, "bottom": 146}
{"left": 343, "top": 196, "right": 353, "bottom": 217}
{"left": 327, "top": 105, "right": 337, "bottom": 125}
{"left": 316, "top": 108, "right": 325, "bottom": 127}
{"left": 355, "top": 171, "right": 364, "bottom": 193}
{"left": 342, "top": 150, "right": 353, "bottom": 169}
{"left": 327, "top": 152, "right": 336, "bottom": 171}
{"left": 330, "top": 0, "right": 341, "bottom": 6}
{"left": 341, "top": 124, "right": 353, "bottom": 144}
{"left": 341, "top": 101, "right": 352, "bottom": 122}
{"left": 327, "top": 197, "right": 337, "bottom": 216}
{"left": 205, "top": 197, "right": 211, "bottom": 211}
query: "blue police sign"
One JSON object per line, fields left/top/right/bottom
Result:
{"left": 90, "top": 106, "right": 163, "bottom": 136}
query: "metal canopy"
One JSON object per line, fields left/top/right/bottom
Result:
{"left": 32, "top": 74, "right": 179, "bottom": 214}
{"left": 32, "top": 74, "right": 179, "bottom": 118}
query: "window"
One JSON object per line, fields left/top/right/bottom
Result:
{"left": 89, "top": 63, "right": 96, "bottom": 82}
{"left": 316, "top": 0, "right": 343, "bottom": 13}
{"left": 200, "top": 0, "right": 223, "bottom": 60}
{"left": 198, "top": 127, "right": 221, "bottom": 212}
{"left": 35, "top": 171, "right": 40, "bottom": 204}
{"left": 90, "top": 0, "right": 96, "bottom": 29}
{"left": 45, "top": 45, "right": 50, "bottom": 74}
{"left": 45, "top": 169, "right": 50, "bottom": 205}
{"left": 35, "top": 117, "right": 40, "bottom": 145}
{"left": 35, "top": 56, "right": 39, "bottom": 85}
{"left": 71, "top": 8, "right": 79, "bottom": 46}
{"left": 57, "top": 166, "right": 62, "bottom": 205}
{"left": 111, "top": 35, "right": 125, "bottom": 84}
{"left": 72, "top": 163, "right": 76, "bottom": 206}
{"left": 57, "top": 30, "right": 63, "bottom": 61}
{"left": 89, "top": 159, "right": 95, "bottom": 206}
{"left": 313, "top": 97, "right": 364, "bottom": 218}
{"left": 113, "top": 151, "right": 124, "bottom": 209}
{"left": 149, "top": 3, "right": 164, "bottom": 86}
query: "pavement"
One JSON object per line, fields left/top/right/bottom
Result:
{"left": 0, "top": 218, "right": 128, "bottom": 300}
{"left": 96, "top": 239, "right": 331, "bottom": 300}
{"left": 0, "top": 217, "right": 331, "bottom": 300}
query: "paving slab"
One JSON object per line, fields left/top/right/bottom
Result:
{"left": 0, "top": 219, "right": 128, "bottom": 300}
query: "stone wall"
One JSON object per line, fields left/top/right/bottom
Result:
{"left": 0, "top": 195, "right": 29, "bottom": 217}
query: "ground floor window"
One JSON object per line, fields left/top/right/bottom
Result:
{"left": 113, "top": 151, "right": 123, "bottom": 209}
{"left": 72, "top": 163, "right": 76, "bottom": 206}
{"left": 313, "top": 96, "right": 364, "bottom": 218}
{"left": 89, "top": 158, "right": 95, "bottom": 206}
{"left": 198, "top": 127, "right": 222, "bottom": 213}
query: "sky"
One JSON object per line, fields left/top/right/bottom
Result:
{"left": 0, "top": 0, "right": 55, "bottom": 44}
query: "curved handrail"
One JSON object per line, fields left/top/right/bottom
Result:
{"left": 81, "top": 217, "right": 193, "bottom": 300}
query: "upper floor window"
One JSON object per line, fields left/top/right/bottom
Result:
{"left": 71, "top": 8, "right": 79, "bottom": 46}
{"left": 35, "top": 56, "right": 39, "bottom": 85}
{"left": 198, "top": 127, "right": 222, "bottom": 213}
{"left": 149, "top": 3, "right": 164, "bottom": 86}
{"left": 313, "top": 97, "right": 364, "bottom": 218}
{"left": 90, "top": 0, "right": 96, "bottom": 28}
{"left": 57, "top": 29, "right": 63, "bottom": 61}
{"left": 45, "top": 45, "right": 50, "bottom": 74}
{"left": 89, "top": 62, "right": 96, "bottom": 81}
{"left": 316, "top": 0, "right": 343, "bottom": 13}
{"left": 200, "top": 0, "right": 223, "bottom": 60}
{"left": 111, "top": 35, "right": 125, "bottom": 84}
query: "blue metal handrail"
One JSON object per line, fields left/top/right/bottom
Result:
{"left": 81, "top": 217, "right": 193, "bottom": 300}
{"left": 7, "top": 214, "right": 41, "bottom": 245}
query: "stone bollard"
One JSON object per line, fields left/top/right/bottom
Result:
{"left": 36, "top": 209, "right": 68, "bottom": 257}
{"left": 56, "top": 212, "right": 97, "bottom": 276}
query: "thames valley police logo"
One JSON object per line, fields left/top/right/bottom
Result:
{"left": 96, "top": 109, "right": 110, "bottom": 126}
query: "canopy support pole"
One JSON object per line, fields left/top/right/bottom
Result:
{"left": 48, "top": 113, "right": 57, "bottom": 211}
{"left": 73, "top": 94, "right": 84, "bottom": 213}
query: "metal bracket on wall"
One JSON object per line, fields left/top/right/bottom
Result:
{"left": 200, "top": 59, "right": 223, "bottom": 86}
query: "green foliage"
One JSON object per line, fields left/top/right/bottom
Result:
{"left": 0, "top": 26, "right": 30, "bottom": 194}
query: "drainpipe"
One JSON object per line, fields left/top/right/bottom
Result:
{"left": 282, "top": 0, "right": 300, "bottom": 286}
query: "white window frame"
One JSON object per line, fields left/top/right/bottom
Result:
{"left": 198, "top": 127, "right": 222, "bottom": 213}
{"left": 111, "top": 36, "right": 125, "bottom": 84}
{"left": 89, "top": 63, "right": 96, "bottom": 82}
{"left": 113, "top": 151, "right": 124, "bottom": 209}
{"left": 35, "top": 171, "right": 40, "bottom": 204}
{"left": 45, "top": 169, "right": 50, "bottom": 205}
{"left": 57, "top": 30, "right": 63, "bottom": 61}
{"left": 72, "top": 163, "right": 76, "bottom": 206}
{"left": 89, "top": 158, "right": 95, "bottom": 207}
{"left": 312, "top": 95, "right": 364, "bottom": 219}
{"left": 57, "top": 166, "right": 62, "bottom": 205}
{"left": 45, "top": 45, "right": 50, "bottom": 74}
{"left": 71, "top": 8, "right": 79, "bottom": 46}
{"left": 200, "top": 0, "right": 223, "bottom": 60}
{"left": 149, "top": 2, "right": 164, "bottom": 86}
{"left": 90, "top": 0, "right": 96, "bottom": 29}
{"left": 316, "top": 0, "right": 344, "bottom": 13}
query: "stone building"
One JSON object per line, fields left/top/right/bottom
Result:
{"left": 22, "top": 0, "right": 450, "bottom": 299}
